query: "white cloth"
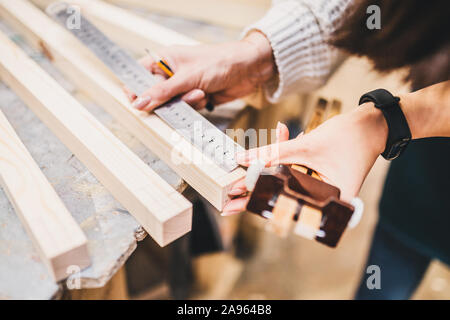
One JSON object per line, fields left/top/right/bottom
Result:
{"left": 244, "top": 0, "right": 354, "bottom": 102}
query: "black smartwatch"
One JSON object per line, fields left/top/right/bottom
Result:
{"left": 359, "top": 89, "right": 411, "bottom": 160}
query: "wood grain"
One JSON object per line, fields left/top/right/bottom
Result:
{"left": 0, "top": 108, "right": 89, "bottom": 281}
{"left": 12, "top": 0, "right": 246, "bottom": 211}
{"left": 0, "top": 27, "right": 192, "bottom": 246}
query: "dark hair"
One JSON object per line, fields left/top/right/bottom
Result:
{"left": 332, "top": 0, "right": 449, "bottom": 89}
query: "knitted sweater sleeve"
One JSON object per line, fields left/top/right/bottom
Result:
{"left": 243, "top": 0, "right": 354, "bottom": 102}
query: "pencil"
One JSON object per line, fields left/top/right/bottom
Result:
{"left": 145, "top": 48, "right": 214, "bottom": 111}
{"left": 145, "top": 48, "right": 174, "bottom": 77}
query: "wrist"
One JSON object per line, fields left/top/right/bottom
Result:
{"left": 241, "top": 31, "right": 276, "bottom": 85}
{"left": 399, "top": 81, "right": 450, "bottom": 139}
{"left": 353, "top": 103, "right": 389, "bottom": 156}
{"left": 398, "top": 92, "right": 431, "bottom": 140}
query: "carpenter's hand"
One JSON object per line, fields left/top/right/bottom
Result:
{"left": 126, "top": 31, "right": 276, "bottom": 112}
{"left": 222, "top": 104, "right": 388, "bottom": 216}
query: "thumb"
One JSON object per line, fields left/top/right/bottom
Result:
{"left": 276, "top": 121, "right": 290, "bottom": 143}
{"left": 236, "top": 122, "right": 296, "bottom": 167}
{"left": 236, "top": 138, "right": 309, "bottom": 168}
{"left": 133, "top": 71, "right": 194, "bottom": 112}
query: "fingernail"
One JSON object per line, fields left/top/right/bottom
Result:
{"left": 143, "top": 101, "right": 158, "bottom": 112}
{"left": 228, "top": 187, "right": 246, "bottom": 196}
{"left": 184, "top": 89, "right": 205, "bottom": 103}
{"left": 133, "top": 96, "right": 152, "bottom": 109}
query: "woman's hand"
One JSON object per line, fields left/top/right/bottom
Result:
{"left": 222, "top": 103, "right": 388, "bottom": 215}
{"left": 223, "top": 81, "right": 450, "bottom": 215}
{"left": 127, "top": 31, "right": 276, "bottom": 112}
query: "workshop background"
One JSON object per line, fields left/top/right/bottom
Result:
{"left": 0, "top": 0, "right": 449, "bottom": 300}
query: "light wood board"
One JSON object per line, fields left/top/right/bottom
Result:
{"left": 0, "top": 26, "right": 192, "bottom": 247}
{"left": 104, "top": 0, "right": 271, "bottom": 29}
{"left": 12, "top": 0, "right": 246, "bottom": 211}
{"left": 32, "top": 0, "right": 198, "bottom": 55}
{"left": 0, "top": 108, "right": 89, "bottom": 281}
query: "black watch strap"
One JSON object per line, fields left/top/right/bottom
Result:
{"left": 359, "top": 89, "right": 411, "bottom": 160}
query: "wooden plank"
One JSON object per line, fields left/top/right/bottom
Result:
{"left": 294, "top": 206, "right": 322, "bottom": 240}
{"left": 268, "top": 195, "right": 296, "bottom": 238}
{"left": 0, "top": 108, "right": 89, "bottom": 281}
{"left": 0, "top": 29, "right": 192, "bottom": 247}
{"left": 32, "top": 0, "right": 198, "bottom": 55}
{"left": 7, "top": 0, "right": 245, "bottom": 211}
{"left": 103, "top": 0, "right": 271, "bottom": 30}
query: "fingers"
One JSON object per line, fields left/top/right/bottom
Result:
{"left": 228, "top": 178, "right": 247, "bottom": 196}
{"left": 139, "top": 56, "right": 153, "bottom": 70}
{"left": 127, "top": 73, "right": 207, "bottom": 110}
{"left": 123, "top": 73, "right": 167, "bottom": 101}
{"left": 182, "top": 89, "right": 205, "bottom": 103}
{"left": 123, "top": 85, "right": 137, "bottom": 101}
{"left": 190, "top": 98, "right": 208, "bottom": 110}
{"left": 235, "top": 145, "right": 273, "bottom": 167}
{"left": 276, "top": 121, "right": 290, "bottom": 143}
{"left": 235, "top": 121, "right": 292, "bottom": 167}
{"left": 181, "top": 89, "right": 208, "bottom": 110}
{"left": 221, "top": 177, "right": 247, "bottom": 217}
{"left": 133, "top": 71, "right": 194, "bottom": 112}
{"left": 123, "top": 55, "right": 169, "bottom": 102}
{"left": 234, "top": 121, "right": 314, "bottom": 168}
{"left": 222, "top": 123, "right": 291, "bottom": 216}
{"left": 235, "top": 138, "right": 308, "bottom": 168}
{"left": 221, "top": 196, "right": 250, "bottom": 216}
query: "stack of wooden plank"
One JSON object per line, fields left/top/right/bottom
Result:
{"left": 0, "top": 0, "right": 247, "bottom": 282}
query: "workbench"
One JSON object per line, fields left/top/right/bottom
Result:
{"left": 0, "top": 22, "right": 183, "bottom": 299}
{"left": 0, "top": 15, "right": 244, "bottom": 299}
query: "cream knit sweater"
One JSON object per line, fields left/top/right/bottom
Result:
{"left": 245, "top": 0, "right": 354, "bottom": 102}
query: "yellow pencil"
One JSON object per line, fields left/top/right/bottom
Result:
{"left": 145, "top": 49, "right": 215, "bottom": 111}
{"left": 145, "top": 48, "right": 174, "bottom": 77}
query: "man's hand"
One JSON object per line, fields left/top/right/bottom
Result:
{"left": 126, "top": 31, "right": 276, "bottom": 112}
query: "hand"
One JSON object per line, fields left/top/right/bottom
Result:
{"left": 126, "top": 31, "right": 276, "bottom": 112}
{"left": 222, "top": 104, "right": 388, "bottom": 215}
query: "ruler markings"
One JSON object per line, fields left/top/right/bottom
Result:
{"left": 48, "top": 2, "right": 243, "bottom": 172}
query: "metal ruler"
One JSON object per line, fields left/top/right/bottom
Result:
{"left": 47, "top": 2, "right": 243, "bottom": 172}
